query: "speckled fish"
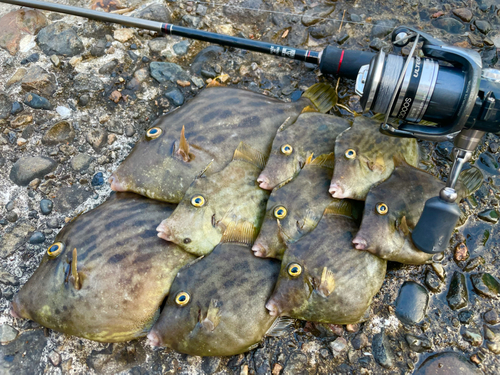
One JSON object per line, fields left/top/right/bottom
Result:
{"left": 147, "top": 232, "right": 289, "bottom": 356}
{"left": 257, "top": 112, "right": 350, "bottom": 190}
{"left": 352, "top": 164, "right": 483, "bottom": 264}
{"left": 110, "top": 86, "right": 316, "bottom": 203}
{"left": 10, "top": 193, "right": 196, "bottom": 343}
{"left": 253, "top": 153, "right": 362, "bottom": 259}
{"left": 157, "top": 142, "right": 270, "bottom": 256}
{"left": 329, "top": 115, "right": 419, "bottom": 200}
{"left": 266, "top": 204, "right": 387, "bottom": 324}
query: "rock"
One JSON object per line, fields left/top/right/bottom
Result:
{"left": 90, "top": 39, "right": 106, "bottom": 57}
{"left": 134, "top": 3, "right": 172, "bottom": 23}
{"left": 106, "top": 121, "right": 123, "bottom": 135}
{"left": 91, "top": 172, "right": 105, "bottom": 187}
{"left": 11, "top": 114, "right": 32, "bottom": 128}
{"left": 0, "top": 9, "right": 48, "bottom": 55}
{"left": 455, "top": 242, "right": 469, "bottom": 261}
{"left": 352, "top": 333, "right": 369, "bottom": 350}
{"left": 0, "top": 270, "right": 18, "bottom": 285}
{"left": 78, "top": 94, "right": 90, "bottom": 107}
{"left": 190, "top": 45, "right": 224, "bottom": 75}
{"left": 461, "top": 327, "right": 483, "bottom": 346}
{"left": 40, "top": 199, "right": 53, "bottom": 215}
{"left": 113, "top": 28, "right": 134, "bottom": 42}
{"left": 9, "top": 156, "right": 57, "bottom": 186}
{"left": 425, "top": 270, "right": 442, "bottom": 293}
{"left": 395, "top": 282, "right": 429, "bottom": 324}
{"left": 471, "top": 272, "right": 500, "bottom": 298}
{"left": 301, "top": 5, "right": 335, "bottom": 26}
{"left": 42, "top": 121, "right": 75, "bottom": 145}
{"left": 21, "top": 65, "right": 56, "bottom": 97}
{"left": 24, "top": 92, "right": 52, "bottom": 110}
{"left": 458, "top": 310, "right": 474, "bottom": 324}
{"left": 329, "top": 337, "right": 347, "bottom": 356}
{"left": 196, "top": 4, "right": 207, "bottom": 16}
{"left": 36, "top": 22, "right": 84, "bottom": 56}
{"left": 468, "top": 33, "right": 483, "bottom": 48}
{"left": 484, "top": 309, "right": 499, "bottom": 324}
{"left": 405, "top": 334, "right": 432, "bottom": 353}
{"left": 86, "top": 128, "right": 108, "bottom": 151}
{"left": 372, "top": 329, "right": 394, "bottom": 369}
{"left": 47, "top": 218, "right": 60, "bottom": 228}
{"left": 109, "top": 91, "right": 121, "bottom": 103}
{"left": 125, "top": 124, "right": 135, "bottom": 137}
{"left": 86, "top": 341, "right": 146, "bottom": 374}
{"left": 148, "top": 38, "right": 169, "bottom": 53}
{"left": 99, "top": 60, "right": 118, "bottom": 75}
{"left": 0, "top": 325, "right": 19, "bottom": 345}
{"left": 0, "top": 92, "right": 12, "bottom": 119}
{"left": 452, "top": 8, "right": 473, "bottom": 22}
{"left": 29, "top": 231, "right": 45, "bottom": 244}
{"left": 371, "top": 19, "right": 398, "bottom": 38}
{"left": 150, "top": 62, "right": 190, "bottom": 84}
{"left": 432, "top": 18, "right": 465, "bottom": 34}
{"left": 48, "top": 350, "right": 61, "bottom": 366}
{"left": 481, "top": 47, "right": 498, "bottom": 67}
{"left": 50, "top": 54, "right": 60, "bottom": 67}
{"left": 282, "top": 352, "right": 308, "bottom": 374}
{"left": 173, "top": 40, "right": 190, "bottom": 56}
{"left": 369, "top": 38, "right": 385, "bottom": 51}
{"left": 0, "top": 330, "right": 48, "bottom": 374}
{"left": 414, "top": 352, "right": 482, "bottom": 374}
{"left": 309, "top": 21, "right": 336, "bottom": 39}
{"left": 73, "top": 73, "right": 104, "bottom": 93}
{"left": 53, "top": 185, "right": 92, "bottom": 214}
{"left": 56, "top": 106, "right": 71, "bottom": 119}
{"left": 475, "top": 20, "right": 491, "bottom": 35}
{"left": 6, "top": 212, "right": 18, "bottom": 223}
{"left": 164, "top": 88, "right": 184, "bottom": 106}
{"left": 447, "top": 271, "right": 468, "bottom": 310}
{"left": 477, "top": 209, "right": 499, "bottom": 223}
{"left": 432, "top": 262, "right": 445, "bottom": 281}
{"left": 223, "top": 0, "right": 268, "bottom": 24}
{"left": 484, "top": 324, "right": 500, "bottom": 354}
{"left": 6, "top": 68, "right": 27, "bottom": 89}
{"left": 490, "top": 142, "right": 499, "bottom": 153}
{"left": 10, "top": 102, "right": 23, "bottom": 115}
{"left": 181, "top": 15, "right": 201, "bottom": 28}
{"left": 201, "top": 356, "right": 221, "bottom": 374}
{"left": 464, "top": 256, "right": 485, "bottom": 272}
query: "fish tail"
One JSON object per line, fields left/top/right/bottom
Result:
{"left": 232, "top": 142, "right": 268, "bottom": 170}
{"left": 303, "top": 82, "right": 338, "bottom": 113}
{"left": 458, "top": 166, "right": 483, "bottom": 197}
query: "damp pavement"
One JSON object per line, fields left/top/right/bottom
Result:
{"left": 0, "top": 0, "right": 499, "bottom": 374}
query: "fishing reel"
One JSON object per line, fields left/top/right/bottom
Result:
{"left": 350, "top": 26, "right": 500, "bottom": 254}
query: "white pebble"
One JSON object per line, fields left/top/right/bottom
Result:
{"left": 56, "top": 106, "right": 72, "bottom": 119}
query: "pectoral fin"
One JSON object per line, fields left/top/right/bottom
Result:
{"left": 200, "top": 299, "right": 221, "bottom": 332}
{"left": 177, "top": 125, "right": 192, "bottom": 162}
{"left": 398, "top": 215, "right": 410, "bottom": 236}
{"left": 368, "top": 153, "right": 386, "bottom": 172}
{"left": 69, "top": 248, "right": 81, "bottom": 290}
{"left": 317, "top": 267, "right": 335, "bottom": 298}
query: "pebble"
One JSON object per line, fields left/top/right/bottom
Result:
{"left": 0, "top": 92, "right": 12, "bottom": 119}
{"left": 42, "top": 121, "right": 75, "bottom": 145}
{"left": 190, "top": 45, "right": 224, "bottom": 75}
{"left": 452, "top": 8, "right": 473, "bottom": 23}
{"left": 150, "top": 62, "right": 190, "bottom": 83}
{"left": 56, "top": 106, "right": 71, "bottom": 119}
{"left": 447, "top": 271, "right": 468, "bottom": 310}
{"left": 173, "top": 40, "right": 190, "bottom": 56}
{"left": 11, "top": 114, "right": 32, "bottom": 128}
{"left": 24, "top": 92, "right": 52, "bottom": 110}
{"left": 414, "top": 352, "right": 482, "bottom": 375}
{"left": 20, "top": 52, "right": 39, "bottom": 65}
{"left": 455, "top": 242, "right": 469, "bottom": 261}
{"left": 17, "top": 137, "right": 27, "bottom": 146}
{"left": 99, "top": 60, "right": 118, "bottom": 75}
{"left": 0, "top": 330, "right": 48, "bottom": 374}
{"left": 405, "top": 334, "right": 432, "bottom": 353}
{"left": 134, "top": 3, "right": 172, "bottom": 23}
{"left": 484, "top": 309, "right": 499, "bottom": 324}
{"left": 432, "top": 18, "right": 465, "bottom": 34}
{"left": 369, "top": 38, "right": 385, "bottom": 51}
{"left": 107, "top": 134, "right": 116, "bottom": 145}
{"left": 464, "top": 256, "right": 485, "bottom": 272}
{"left": 371, "top": 19, "right": 398, "bottom": 38}
{"left": 425, "top": 270, "right": 442, "bottom": 293}
{"left": 462, "top": 327, "right": 483, "bottom": 346}
{"left": 73, "top": 73, "right": 104, "bottom": 93}
{"left": 352, "top": 333, "right": 369, "bottom": 350}
{"left": 40, "top": 199, "right": 53, "bottom": 215}
{"left": 9, "top": 156, "right": 57, "bottom": 186}
{"left": 90, "top": 39, "right": 107, "bottom": 57}
{"left": 475, "top": 20, "right": 491, "bottom": 34}
{"left": 114, "top": 28, "right": 134, "bottom": 43}
{"left": 164, "top": 87, "right": 185, "bottom": 106}
{"left": 21, "top": 65, "right": 57, "bottom": 97}
{"left": 471, "top": 272, "right": 500, "bottom": 298}
{"left": 125, "top": 124, "right": 135, "bottom": 137}
{"left": 50, "top": 54, "right": 60, "bottom": 67}
{"left": 109, "top": 90, "right": 122, "bottom": 103}
{"left": 395, "top": 282, "right": 429, "bottom": 324}
{"left": 36, "top": 22, "right": 84, "bottom": 56}
{"left": 478, "top": 209, "right": 499, "bottom": 223}
{"left": 92, "top": 172, "right": 105, "bottom": 187}
{"left": 86, "top": 128, "right": 108, "bottom": 150}
{"left": 181, "top": 15, "right": 201, "bottom": 28}
{"left": 458, "top": 310, "right": 474, "bottom": 324}
{"left": 201, "top": 356, "right": 221, "bottom": 374}
{"left": 53, "top": 185, "right": 92, "bottom": 214}
{"left": 0, "top": 324, "right": 19, "bottom": 344}
{"left": 490, "top": 142, "right": 499, "bottom": 153}
{"left": 78, "top": 94, "right": 90, "bottom": 107}
{"left": 329, "top": 337, "right": 347, "bottom": 356}
{"left": 10, "top": 101, "right": 23, "bottom": 115}
{"left": 29, "top": 231, "right": 46, "bottom": 244}
{"left": 47, "top": 218, "right": 60, "bottom": 228}
{"left": 484, "top": 325, "right": 500, "bottom": 354}
{"left": 372, "top": 329, "right": 394, "bottom": 369}
{"left": 148, "top": 38, "right": 169, "bottom": 53}
{"left": 48, "top": 350, "right": 61, "bottom": 366}
{"left": 0, "top": 219, "right": 7, "bottom": 226}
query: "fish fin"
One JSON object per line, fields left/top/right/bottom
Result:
{"left": 232, "top": 142, "right": 267, "bottom": 170}
{"left": 69, "top": 248, "right": 81, "bottom": 290}
{"left": 398, "top": 215, "right": 410, "bottom": 236}
{"left": 276, "top": 219, "right": 293, "bottom": 242}
{"left": 304, "top": 152, "right": 315, "bottom": 166}
{"left": 274, "top": 176, "right": 295, "bottom": 191}
{"left": 200, "top": 299, "right": 221, "bottom": 332}
{"left": 265, "top": 317, "right": 294, "bottom": 337}
{"left": 277, "top": 116, "right": 292, "bottom": 132}
{"left": 323, "top": 199, "right": 355, "bottom": 218}
{"left": 301, "top": 105, "right": 318, "bottom": 113}
{"left": 393, "top": 154, "right": 409, "bottom": 168}
{"left": 176, "top": 125, "right": 192, "bottom": 162}
{"left": 206, "top": 79, "right": 225, "bottom": 87}
{"left": 308, "top": 153, "right": 335, "bottom": 169}
{"left": 220, "top": 221, "right": 257, "bottom": 245}
{"left": 457, "top": 167, "right": 483, "bottom": 197}
{"left": 317, "top": 267, "right": 335, "bottom": 298}
{"left": 367, "top": 153, "right": 386, "bottom": 172}
{"left": 303, "top": 82, "right": 338, "bottom": 113}
{"left": 197, "top": 159, "right": 214, "bottom": 178}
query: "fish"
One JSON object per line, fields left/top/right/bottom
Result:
{"left": 265, "top": 203, "right": 387, "bottom": 324}
{"left": 257, "top": 112, "right": 350, "bottom": 190}
{"left": 157, "top": 142, "right": 270, "bottom": 256}
{"left": 109, "top": 86, "right": 314, "bottom": 203}
{"left": 147, "top": 228, "right": 290, "bottom": 356}
{"left": 352, "top": 164, "right": 483, "bottom": 264}
{"left": 252, "top": 153, "right": 362, "bottom": 259}
{"left": 329, "top": 115, "right": 420, "bottom": 200}
{"left": 10, "top": 192, "right": 196, "bottom": 343}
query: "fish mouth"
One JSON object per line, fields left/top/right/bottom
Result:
{"left": 352, "top": 235, "right": 368, "bottom": 250}
{"left": 251, "top": 241, "right": 269, "bottom": 258}
{"left": 329, "top": 182, "right": 346, "bottom": 198}
{"left": 157, "top": 222, "right": 176, "bottom": 242}
{"left": 265, "top": 299, "right": 282, "bottom": 317}
{"left": 109, "top": 174, "right": 126, "bottom": 192}
{"left": 257, "top": 174, "right": 273, "bottom": 191}
{"left": 147, "top": 329, "right": 163, "bottom": 347}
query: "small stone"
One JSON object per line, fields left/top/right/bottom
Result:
{"left": 164, "top": 88, "right": 184, "bottom": 106}
{"left": 337, "top": 32, "right": 349, "bottom": 45}
{"left": 181, "top": 15, "right": 200, "bottom": 28}
{"left": 468, "top": 33, "right": 484, "bottom": 48}
{"left": 0, "top": 324, "right": 19, "bottom": 344}
{"left": 432, "top": 18, "right": 465, "bottom": 34}
{"left": 302, "top": 5, "right": 335, "bottom": 26}
{"left": 470, "top": 354, "right": 481, "bottom": 365}
{"left": 86, "top": 128, "right": 108, "bottom": 151}
{"left": 21, "top": 65, "right": 57, "bottom": 97}
{"left": 29, "top": 178, "right": 40, "bottom": 189}
{"left": 458, "top": 310, "right": 474, "bottom": 324}
{"left": 484, "top": 325, "right": 500, "bottom": 354}
{"left": 125, "top": 124, "right": 135, "bottom": 137}
{"left": 0, "top": 270, "right": 18, "bottom": 285}
{"left": 10, "top": 101, "right": 23, "bottom": 115}
{"left": 148, "top": 38, "right": 169, "bottom": 53}
{"left": 53, "top": 185, "right": 92, "bottom": 214}
{"left": 475, "top": 20, "right": 491, "bottom": 35}
{"left": 150, "top": 62, "right": 190, "bottom": 84}
{"left": 329, "top": 337, "right": 347, "bottom": 356}
{"left": 490, "top": 142, "right": 499, "bottom": 153}
{"left": 173, "top": 40, "right": 190, "bottom": 56}
{"left": 425, "top": 270, "right": 442, "bottom": 293}
{"left": 478, "top": 209, "right": 499, "bottom": 223}
{"left": 24, "top": 92, "right": 52, "bottom": 110}
{"left": 464, "top": 256, "right": 485, "bottom": 272}
{"left": 6, "top": 68, "right": 27, "bottom": 89}
{"left": 447, "top": 271, "right": 468, "bottom": 310}
{"left": 29, "top": 231, "right": 45, "bottom": 244}
{"left": 371, "top": 19, "right": 398, "bottom": 38}
{"left": 352, "top": 333, "right": 369, "bottom": 350}
{"left": 455, "top": 243, "right": 469, "bottom": 261}
{"left": 9, "top": 156, "right": 57, "bottom": 186}
{"left": 92, "top": 172, "right": 105, "bottom": 187}
{"left": 271, "top": 363, "right": 282, "bottom": 375}
{"left": 134, "top": 3, "right": 172, "bottom": 23}
{"left": 40, "top": 199, "right": 53, "bottom": 215}
{"left": 109, "top": 90, "right": 122, "bottom": 103}
{"left": 114, "top": 28, "right": 134, "bottom": 42}
{"left": 42, "top": 121, "right": 75, "bottom": 145}
{"left": 0, "top": 92, "right": 12, "bottom": 119}
{"left": 70, "top": 153, "right": 93, "bottom": 172}
{"left": 36, "top": 22, "right": 84, "bottom": 56}
{"left": 48, "top": 350, "right": 61, "bottom": 366}
{"left": 372, "top": 329, "right": 394, "bottom": 369}
{"left": 11, "top": 114, "right": 33, "bottom": 128}
{"left": 107, "top": 134, "right": 116, "bottom": 145}
{"left": 395, "top": 282, "right": 429, "bottom": 324}
{"left": 50, "top": 54, "right": 60, "bottom": 67}
{"left": 73, "top": 73, "right": 104, "bottom": 93}
{"left": 0, "top": 330, "right": 48, "bottom": 374}
{"left": 327, "top": 324, "right": 343, "bottom": 336}
{"left": 452, "top": 8, "right": 473, "bottom": 22}
{"left": 56, "top": 106, "right": 71, "bottom": 119}
{"left": 462, "top": 327, "right": 483, "bottom": 346}
{"left": 369, "top": 37, "right": 385, "bottom": 51}
{"left": 431, "top": 263, "right": 445, "bottom": 281}
{"left": 405, "top": 334, "right": 432, "bottom": 353}
{"left": 90, "top": 39, "right": 106, "bottom": 57}
{"left": 471, "top": 272, "right": 500, "bottom": 298}
{"left": 78, "top": 94, "right": 90, "bottom": 107}
{"left": 484, "top": 309, "right": 499, "bottom": 324}
{"left": 176, "top": 80, "right": 190, "bottom": 87}
{"left": 346, "top": 324, "right": 359, "bottom": 333}
{"left": 47, "top": 218, "right": 60, "bottom": 228}
{"left": 17, "top": 137, "right": 27, "bottom": 146}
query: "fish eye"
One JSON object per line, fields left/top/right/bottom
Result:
{"left": 146, "top": 127, "right": 162, "bottom": 139}
{"left": 274, "top": 206, "right": 287, "bottom": 219}
{"left": 47, "top": 242, "right": 64, "bottom": 258}
{"left": 376, "top": 203, "right": 389, "bottom": 215}
{"left": 191, "top": 195, "right": 205, "bottom": 207}
{"left": 175, "top": 291, "right": 190, "bottom": 306}
{"left": 288, "top": 263, "right": 302, "bottom": 277}
{"left": 345, "top": 149, "right": 356, "bottom": 159}
{"left": 281, "top": 144, "right": 293, "bottom": 156}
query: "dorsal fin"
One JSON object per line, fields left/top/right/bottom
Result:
{"left": 308, "top": 153, "right": 335, "bottom": 169}
{"left": 232, "top": 142, "right": 267, "bottom": 170}
{"left": 265, "top": 317, "right": 294, "bottom": 337}
{"left": 176, "top": 125, "right": 192, "bottom": 162}
{"left": 303, "top": 82, "right": 338, "bottom": 113}
{"left": 304, "top": 152, "right": 315, "bottom": 166}
{"left": 323, "top": 199, "right": 355, "bottom": 218}
{"left": 220, "top": 221, "right": 257, "bottom": 245}
{"left": 69, "top": 248, "right": 81, "bottom": 290}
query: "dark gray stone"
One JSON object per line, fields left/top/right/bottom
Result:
{"left": 181, "top": 15, "right": 200, "bottom": 28}
{"left": 99, "top": 60, "right": 118, "bottom": 75}
{"left": 164, "top": 88, "right": 184, "bottom": 106}
{"left": 20, "top": 53, "right": 39, "bottom": 65}
{"left": 9, "top": 156, "right": 57, "bottom": 186}
{"left": 458, "top": 310, "right": 474, "bottom": 324}
{"left": 478, "top": 209, "right": 499, "bottom": 223}
{"left": 372, "top": 329, "right": 394, "bottom": 369}
{"left": 90, "top": 39, "right": 107, "bottom": 57}
{"left": 223, "top": 0, "right": 268, "bottom": 24}
{"left": 36, "top": 22, "right": 84, "bottom": 56}
{"left": 21, "top": 66, "right": 57, "bottom": 97}
{"left": 53, "top": 185, "right": 92, "bottom": 214}
{"left": 0, "top": 91, "right": 12, "bottom": 119}
{"left": 73, "top": 73, "right": 104, "bottom": 93}
{"left": 47, "top": 218, "right": 60, "bottom": 228}
{"left": 395, "top": 282, "right": 429, "bottom": 324}
{"left": 6, "top": 212, "right": 18, "bottom": 223}
{"left": 425, "top": 270, "right": 442, "bottom": 293}
{"left": 42, "top": 121, "right": 75, "bottom": 145}
{"left": 369, "top": 38, "right": 385, "bottom": 51}
{"left": 0, "top": 330, "right": 48, "bottom": 375}
{"left": 10, "top": 102, "right": 23, "bottom": 115}
{"left": 301, "top": 5, "right": 335, "bottom": 26}
{"left": 173, "top": 40, "right": 190, "bottom": 56}
{"left": 190, "top": 46, "right": 224, "bottom": 75}
{"left": 106, "top": 121, "right": 123, "bottom": 135}
{"left": 309, "top": 21, "right": 336, "bottom": 39}
{"left": 40, "top": 199, "right": 53, "bottom": 215}
{"left": 150, "top": 62, "right": 190, "bottom": 83}
{"left": 371, "top": 19, "right": 398, "bottom": 38}
{"left": 484, "top": 309, "right": 499, "bottom": 324}
{"left": 29, "top": 231, "right": 45, "bottom": 244}
{"left": 415, "top": 352, "right": 482, "bottom": 374}
{"left": 283, "top": 352, "right": 308, "bottom": 375}
{"left": 148, "top": 38, "right": 169, "bottom": 53}
{"left": 201, "top": 356, "right": 221, "bottom": 374}
{"left": 78, "top": 94, "right": 90, "bottom": 107}
{"left": 471, "top": 272, "right": 500, "bottom": 298}
{"left": 352, "top": 333, "right": 369, "bottom": 350}
{"left": 405, "top": 334, "right": 432, "bottom": 353}
{"left": 86, "top": 129, "right": 108, "bottom": 151}
{"left": 432, "top": 18, "right": 466, "bottom": 34}
{"left": 447, "top": 271, "right": 468, "bottom": 310}
{"left": 0, "top": 324, "right": 18, "bottom": 345}
{"left": 475, "top": 20, "right": 491, "bottom": 34}
{"left": 125, "top": 124, "right": 136, "bottom": 137}
{"left": 24, "top": 93, "right": 52, "bottom": 110}
{"left": 134, "top": 3, "right": 172, "bottom": 23}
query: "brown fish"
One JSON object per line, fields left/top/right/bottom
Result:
{"left": 257, "top": 112, "right": 350, "bottom": 190}
{"left": 10, "top": 193, "right": 196, "bottom": 342}
{"left": 329, "top": 115, "right": 419, "bottom": 200}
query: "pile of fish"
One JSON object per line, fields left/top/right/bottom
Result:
{"left": 10, "top": 85, "right": 483, "bottom": 356}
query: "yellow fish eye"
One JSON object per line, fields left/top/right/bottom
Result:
{"left": 146, "top": 127, "right": 162, "bottom": 139}
{"left": 191, "top": 195, "right": 205, "bottom": 207}
{"left": 274, "top": 206, "right": 287, "bottom": 219}
{"left": 175, "top": 291, "right": 190, "bottom": 306}
{"left": 345, "top": 149, "right": 356, "bottom": 159}
{"left": 288, "top": 263, "right": 302, "bottom": 277}
{"left": 281, "top": 144, "right": 293, "bottom": 155}
{"left": 376, "top": 202, "right": 389, "bottom": 215}
{"left": 47, "top": 242, "right": 64, "bottom": 258}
